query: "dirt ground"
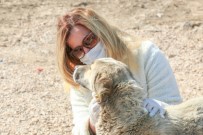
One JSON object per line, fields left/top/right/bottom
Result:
{"left": 0, "top": 0, "right": 202, "bottom": 134}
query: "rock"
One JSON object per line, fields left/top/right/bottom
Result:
{"left": 71, "top": 2, "right": 90, "bottom": 7}
{"left": 183, "top": 22, "right": 202, "bottom": 30}
{"left": 141, "top": 4, "right": 145, "bottom": 8}
{"left": 169, "top": 54, "right": 176, "bottom": 58}
{"left": 0, "top": 44, "right": 7, "bottom": 47}
{"left": 156, "top": 13, "right": 163, "bottom": 18}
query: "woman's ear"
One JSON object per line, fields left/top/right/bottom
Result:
{"left": 95, "top": 73, "right": 113, "bottom": 103}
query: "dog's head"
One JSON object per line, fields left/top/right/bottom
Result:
{"left": 73, "top": 58, "right": 135, "bottom": 103}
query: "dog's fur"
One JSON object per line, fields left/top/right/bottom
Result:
{"left": 73, "top": 58, "right": 203, "bottom": 135}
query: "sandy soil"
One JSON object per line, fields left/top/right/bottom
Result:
{"left": 0, "top": 0, "right": 202, "bottom": 134}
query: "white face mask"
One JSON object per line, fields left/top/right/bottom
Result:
{"left": 80, "top": 41, "right": 107, "bottom": 64}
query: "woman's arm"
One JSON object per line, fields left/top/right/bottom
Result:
{"left": 70, "top": 87, "right": 92, "bottom": 135}
{"left": 141, "top": 41, "right": 182, "bottom": 104}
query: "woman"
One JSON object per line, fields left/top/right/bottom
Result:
{"left": 56, "top": 7, "right": 182, "bottom": 135}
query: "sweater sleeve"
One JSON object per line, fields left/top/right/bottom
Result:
{"left": 70, "top": 87, "right": 92, "bottom": 135}
{"left": 141, "top": 41, "right": 182, "bottom": 104}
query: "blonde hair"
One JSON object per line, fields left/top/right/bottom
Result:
{"left": 57, "top": 7, "right": 140, "bottom": 88}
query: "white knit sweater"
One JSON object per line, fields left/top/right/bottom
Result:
{"left": 69, "top": 41, "right": 182, "bottom": 135}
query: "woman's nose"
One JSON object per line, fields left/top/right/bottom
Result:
{"left": 83, "top": 46, "right": 90, "bottom": 54}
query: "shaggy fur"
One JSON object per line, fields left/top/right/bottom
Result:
{"left": 73, "top": 58, "right": 203, "bottom": 135}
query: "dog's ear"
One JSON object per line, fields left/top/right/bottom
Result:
{"left": 95, "top": 72, "right": 113, "bottom": 103}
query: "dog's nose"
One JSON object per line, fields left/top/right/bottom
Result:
{"left": 74, "top": 65, "right": 79, "bottom": 71}
{"left": 73, "top": 67, "right": 80, "bottom": 83}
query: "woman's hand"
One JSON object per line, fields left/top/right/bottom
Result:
{"left": 88, "top": 97, "right": 100, "bottom": 134}
{"left": 143, "top": 98, "right": 168, "bottom": 118}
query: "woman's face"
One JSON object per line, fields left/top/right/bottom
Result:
{"left": 67, "top": 25, "right": 99, "bottom": 59}
{"left": 67, "top": 25, "right": 90, "bottom": 54}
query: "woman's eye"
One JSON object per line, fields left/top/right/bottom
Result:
{"left": 84, "top": 42, "right": 90, "bottom": 46}
{"left": 74, "top": 47, "right": 82, "bottom": 52}
{"left": 85, "top": 38, "right": 92, "bottom": 45}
